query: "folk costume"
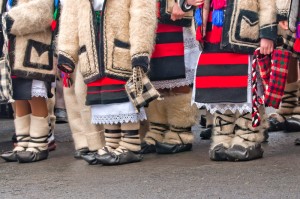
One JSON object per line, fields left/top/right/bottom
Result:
{"left": 141, "top": 0, "right": 200, "bottom": 154}
{"left": 58, "top": 0, "right": 105, "bottom": 159}
{"left": 0, "top": 0, "right": 56, "bottom": 163}
{"left": 191, "top": 0, "right": 277, "bottom": 161}
{"left": 269, "top": 0, "right": 300, "bottom": 133}
{"left": 57, "top": 0, "right": 157, "bottom": 165}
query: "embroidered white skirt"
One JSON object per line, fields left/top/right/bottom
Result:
{"left": 91, "top": 101, "right": 147, "bottom": 125}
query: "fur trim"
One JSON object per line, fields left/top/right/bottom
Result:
{"left": 166, "top": 92, "right": 199, "bottom": 128}
{"left": 86, "top": 130, "right": 105, "bottom": 151}
{"left": 277, "top": 82, "right": 298, "bottom": 116}
{"left": 163, "top": 131, "right": 194, "bottom": 145}
{"left": 145, "top": 99, "right": 168, "bottom": 124}
{"left": 8, "top": 0, "right": 53, "bottom": 36}
{"left": 211, "top": 135, "right": 233, "bottom": 149}
{"left": 144, "top": 131, "right": 164, "bottom": 145}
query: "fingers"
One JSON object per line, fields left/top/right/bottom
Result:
{"left": 260, "top": 44, "right": 274, "bottom": 55}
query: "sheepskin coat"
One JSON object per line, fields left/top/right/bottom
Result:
{"left": 57, "top": 0, "right": 157, "bottom": 84}
{"left": 0, "top": 0, "right": 55, "bottom": 82}
{"left": 220, "top": 0, "right": 278, "bottom": 54}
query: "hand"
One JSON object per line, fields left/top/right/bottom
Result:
{"left": 186, "top": 0, "right": 204, "bottom": 6}
{"left": 260, "top": 38, "right": 274, "bottom": 55}
{"left": 279, "top": 20, "right": 289, "bottom": 30}
{"left": 171, "top": 3, "right": 185, "bottom": 21}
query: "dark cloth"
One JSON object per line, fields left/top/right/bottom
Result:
{"left": 148, "top": 23, "right": 186, "bottom": 81}
{"left": 194, "top": 52, "right": 249, "bottom": 104}
{"left": 86, "top": 77, "right": 129, "bottom": 106}
{"left": 12, "top": 77, "right": 52, "bottom": 100}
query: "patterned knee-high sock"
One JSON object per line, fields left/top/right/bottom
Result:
{"left": 99, "top": 124, "right": 121, "bottom": 155}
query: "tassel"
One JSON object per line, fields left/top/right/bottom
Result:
{"left": 196, "top": 26, "right": 203, "bottom": 42}
{"left": 62, "top": 72, "right": 73, "bottom": 88}
{"left": 51, "top": 20, "right": 57, "bottom": 31}
{"left": 294, "top": 23, "right": 300, "bottom": 52}
{"left": 208, "top": 26, "right": 222, "bottom": 44}
{"left": 294, "top": 39, "right": 300, "bottom": 53}
{"left": 195, "top": 8, "right": 202, "bottom": 26}
{"left": 212, "top": 10, "right": 224, "bottom": 27}
{"left": 211, "top": 0, "right": 227, "bottom": 10}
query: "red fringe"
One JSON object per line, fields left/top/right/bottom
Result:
{"left": 196, "top": 26, "right": 203, "bottom": 42}
{"left": 294, "top": 38, "right": 300, "bottom": 53}
{"left": 62, "top": 72, "right": 73, "bottom": 88}
{"left": 51, "top": 20, "right": 57, "bottom": 31}
{"left": 207, "top": 26, "right": 222, "bottom": 44}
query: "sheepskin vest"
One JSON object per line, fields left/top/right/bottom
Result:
{"left": 57, "top": 0, "right": 157, "bottom": 84}
{"left": 221, "top": 0, "right": 277, "bottom": 54}
{"left": 1, "top": 0, "right": 56, "bottom": 82}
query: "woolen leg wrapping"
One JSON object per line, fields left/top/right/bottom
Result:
{"left": 28, "top": 115, "right": 49, "bottom": 151}
{"left": 120, "top": 123, "right": 141, "bottom": 152}
{"left": 64, "top": 79, "right": 88, "bottom": 150}
{"left": 210, "top": 110, "right": 236, "bottom": 149}
{"left": 103, "top": 124, "right": 121, "bottom": 149}
{"left": 86, "top": 130, "right": 105, "bottom": 151}
{"left": 277, "top": 82, "right": 298, "bottom": 116}
{"left": 144, "top": 100, "right": 168, "bottom": 145}
{"left": 233, "top": 112, "right": 265, "bottom": 147}
{"left": 81, "top": 108, "right": 105, "bottom": 150}
{"left": 14, "top": 114, "right": 31, "bottom": 150}
{"left": 166, "top": 92, "right": 199, "bottom": 128}
{"left": 163, "top": 130, "right": 194, "bottom": 145}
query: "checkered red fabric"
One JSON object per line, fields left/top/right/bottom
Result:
{"left": 264, "top": 49, "right": 290, "bottom": 108}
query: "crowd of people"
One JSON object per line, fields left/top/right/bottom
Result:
{"left": 0, "top": 0, "right": 299, "bottom": 166}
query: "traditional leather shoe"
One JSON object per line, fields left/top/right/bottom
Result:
{"left": 155, "top": 141, "right": 192, "bottom": 154}
{"left": 17, "top": 150, "right": 49, "bottom": 163}
{"left": 225, "top": 144, "right": 263, "bottom": 161}
{"left": 140, "top": 142, "right": 156, "bottom": 154}
{"left": 285, "top": 117, "right": 300, "bottom": 132}
{"left": 101, "top": 150, "right": 143, "bottom": 165}
{"left": 268, "top": 117, "right": 286, "bottom": 132}
{"left": 0, "top": 151, "right": 18, "bottom": 162}
{"left": 295, "top": 138, "right": 300, "bottom": 145}
{"left": 209, "top": 144, "right": 228, "bottom": 161}
{"left": 200, "top": 125, "right": 213, "bottom": 140}
{"left": 74, "top": 147, "right": 90, "bottom": 159}
{"left": 81, "top": 151, "right": 102, "bottom": 165}
{"left": 48, "top": 140, "right": 57, "bottom": 152}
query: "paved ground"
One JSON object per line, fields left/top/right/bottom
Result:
{"left": 1, "top": 118, "right": 300, "bottom": 199}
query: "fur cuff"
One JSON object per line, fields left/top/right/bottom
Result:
{"left": 144, "top": 131, "right": 164, "bottom": 145}
{"left": 132, "top": 54, "right": 149, "bottom": 73}
{"left": 260, "top": 24, "right": 278, "bottom": 42}
{"left": 57, "top": 52, "right": 76, "bottom": 73}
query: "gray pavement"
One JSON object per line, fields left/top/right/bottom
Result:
{"left": 0, "top": 118, "right": 300, "bottom": 199}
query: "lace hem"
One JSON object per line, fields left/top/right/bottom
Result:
{"left": 152, "top": 69, "right": 195, "bottom": 89}
{"left": 194, "top": 102, "right": 252, "bottom": 114}
{"left": 91, "top": 111, "right": 147, "bottom": 125}
{"left": 31, "top": 90, "right": 48, "bottom": 98}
